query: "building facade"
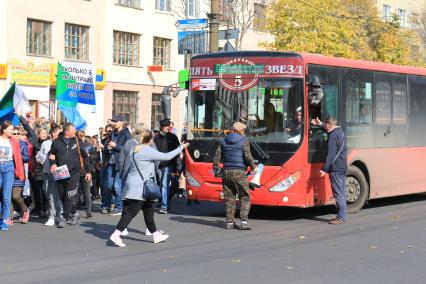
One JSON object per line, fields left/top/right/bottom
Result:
{"left": 0, "top": 0, "right": 187, "bottom": 135}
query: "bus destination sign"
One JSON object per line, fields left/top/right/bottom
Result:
{"left": 214, "top": 64, "right": 265, "bottom": 74}
{"left": 191, "top": 56, "right": 304, "bottom": 91}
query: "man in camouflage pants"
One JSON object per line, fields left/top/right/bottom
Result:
{"left": 213, "top": 122, "right": 257, "bottom": 230}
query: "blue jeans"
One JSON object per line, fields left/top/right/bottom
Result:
{"left": 0, "top": 161, "right": 15, "bottom": 221}
{"left": 330, "top": 172, "right": 347, "bottom": 221}
{"left": 159, "top": 166, "right": 172, "bottom": 210}
{"left": 103, "top": 165, "right": 122, "bottom": 211}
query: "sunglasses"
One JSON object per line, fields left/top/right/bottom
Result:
{"left": 12, "top": 133, "right": 20, "bottom": 135}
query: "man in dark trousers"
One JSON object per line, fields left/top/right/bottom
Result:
{"left": 106, "top": 115, "right": 131, "bottom": 215}
{"left": 312, "top": 117, "right": 347, "bottom": 224}
{"left": 154, "top": 119, "right": 180, "bottom": 214}
{"left": 49, "top": 123, "right": 91, "bottom": 226}
{"left": 213, "top": 122, "right": 257, "bottom": 230}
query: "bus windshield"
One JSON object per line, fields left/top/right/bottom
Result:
{"left": 188, "top": 78, "right": 304, "bottom": 144}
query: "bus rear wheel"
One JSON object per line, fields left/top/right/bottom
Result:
{"left": 346, "top": 166, "right": 369, "bottom": 213}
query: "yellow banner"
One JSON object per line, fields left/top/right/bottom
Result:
{"left": 0, "top": 64, "right": 7, "bottom": 79}
{"left": 8, "top": 60, "right": 51, "bottom": 86}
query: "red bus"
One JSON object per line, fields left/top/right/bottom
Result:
{"left": 184, "top": 51, "right": 426, "bottom": 212}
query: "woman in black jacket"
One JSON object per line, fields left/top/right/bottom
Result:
{"left": 19, "top": 116, "right": 49, "bottom": 218}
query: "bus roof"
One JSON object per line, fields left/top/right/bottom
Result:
{"left": 192, "top": 51, "right": 426, "bottom": 76}
{"left": 300, "top": 53, "right": 426, "bottom": 76}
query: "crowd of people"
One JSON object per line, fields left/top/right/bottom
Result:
{"left": 0, "top": 114, "right": 190, "bottom": 242}
{"left": 0, "top": 112, "right": 347, "bottom": 247}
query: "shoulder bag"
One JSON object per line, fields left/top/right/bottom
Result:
{"left": 132, "top": 147, "right": 161, "bottom": 201}
{"left": 75, "top": 137, "right": 86, "bottom": 176}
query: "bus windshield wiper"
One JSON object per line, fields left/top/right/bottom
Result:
{"left": 246, "top": 137, "right": 270, "bottom": 162}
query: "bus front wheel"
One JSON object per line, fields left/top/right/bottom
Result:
{"left": 346, "top": 166, "right": 369, "bottom": 214}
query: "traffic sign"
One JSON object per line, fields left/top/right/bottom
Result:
{"left": 176, "top": 19, "right": 208, "bottom": 30}
{"left": 219, "top": 29, "right": 239, "bottom": 40}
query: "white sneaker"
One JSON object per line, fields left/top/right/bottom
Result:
{"left": 44, "top": 217, "right": 55, "bottom": 226}
{"left": 109, "top": 234, "right": 126, "bottom": 247}
{"left": 153, "top": 232, "right": 169, "bottom": 243}
{"left": 145, "top": 229, "right": 164, "bottom": 236}
{"left": 121, "top": 228, "right": 129, "bottom": 237}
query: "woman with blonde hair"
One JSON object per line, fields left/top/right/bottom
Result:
{"left": 110, "top": 129, "right": 189, "bottom": 247}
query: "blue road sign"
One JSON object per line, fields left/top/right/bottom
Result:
{"left": 176, "top": 19, "right": 208, "bottom": 30}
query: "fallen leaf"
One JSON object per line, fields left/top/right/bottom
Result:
{"left": 285, "top": 266, "right": 295, "bottom": 270}
{"left": 369, "top": 245, "right": 378, "bottom": 249}
{"left": 299, "top": 236, "right": 306, "bottom": 239}
{"left": 231, "top": 259, "right": 241, "bottom": 264}
{"left": 391, "top": 216, "right": 400, "bottom": 220}
{"left": 4, "top": 266, "right": 11, "bottom": 272}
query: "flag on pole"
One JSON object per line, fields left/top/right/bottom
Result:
{"left": 56, "top": 61, "right": 96, "bottom": 130}
{"left": 0, "top": 82, "right": 30, "bottom": 125}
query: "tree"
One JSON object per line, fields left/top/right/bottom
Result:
{"left": 221, "top": 0, "right": 267, "bottom": 50}
{"left": 263, "top": 0, "right": 422, "bottom": 65}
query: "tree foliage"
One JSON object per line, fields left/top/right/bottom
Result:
{"left": 263, "top": 0, "right": 423, "bottom": 66}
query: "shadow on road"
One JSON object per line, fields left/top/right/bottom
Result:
{"left": 363, "top": 193, "right": 426, "bottom": 210}
{"left": 169, "top": 216, "right": 224, "bottom": 229}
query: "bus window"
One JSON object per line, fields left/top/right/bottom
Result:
{"left": 375, "top": 81, "right": 392, "bottom": 125}
{"left": 346, "top": 71, "right": 373, "bottom": 124}
{"left": 393, "top": 83, "right": 407, "bottom": 125}
{"left": 408, "top": 75, "right": 426, "bottom": 146}
{"left": 374, "top": 72, "right": 407, "bottom": 147}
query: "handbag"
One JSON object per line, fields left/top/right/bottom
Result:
{"left": 132, "top": 148, "right": 161, "bottom": 201}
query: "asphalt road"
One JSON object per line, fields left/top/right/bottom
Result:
{"left": 1, "top": 194, "right": 426, "bottom": 284}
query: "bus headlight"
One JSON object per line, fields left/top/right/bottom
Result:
{"left": 186, "top": 171, "right": 201, "bottom": 187}
{"left": 269, "top": 171, "right": 301, "bottom": 192}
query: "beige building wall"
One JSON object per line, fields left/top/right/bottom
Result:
{"left": 0, "top": 0, "right": 187, "bottom": 134}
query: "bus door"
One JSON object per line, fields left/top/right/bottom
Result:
{"left": 307, "top": 65, "right": 340, "bottom": 205}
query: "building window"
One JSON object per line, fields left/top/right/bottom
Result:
{"left": 112, "top": 90, "right": 139, "bottom": 127}
{"left": 117, "top": 0, "right": 141, "bottom": 8}
{"left": 153, "top": 37, "right": 171, "bottom": 69}
{"left": 151, "top": 93, "right": 163, "bottom": 130}
{"left": 113, "top": 31, "right": 139, "bottom": 66}
{"left": 64, "top": 24, "right": 89, "bottom": 60}
{"left": 383, "top": 4, "right": 392, "bottom": 21}
{"left": 26, "top": 19, "right": 52, "bottom": 56}
{"left": 186, "top": 0, "right": 199, "bottom": 18}
{"left": 155, "top": 0, "right": 171, "bottom": 12}
{"left": 253, "top": 3, "right": 267, "bottom": 31}
{"left": 398, "top": 9, "right": 407, "bottom": 27}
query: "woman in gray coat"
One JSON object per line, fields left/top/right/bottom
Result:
{"left": 109, "top": 129, "right": 189, "bottom": 247}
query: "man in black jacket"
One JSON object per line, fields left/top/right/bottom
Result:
{"left": 312, "top": 117, "right": 347, "bottom": 225}
{"left": 154, "top": 119, "right": 180, "bottom": 214}
{"left": 49, "top": 123, "right": 91, "bottom": 226}
{"left": 105, "top": 115, "right": 131, "bottom": 215}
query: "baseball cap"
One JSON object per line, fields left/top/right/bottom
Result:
{"left": 159, "top": 119, "right": 171, "bottom": 127}
{"left": 111, "top": 115, "right": 124, "bottom": 122}
{"left": 233, "top": 122, "right": 246, "bottom": 132}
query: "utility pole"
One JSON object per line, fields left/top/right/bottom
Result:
{"left": 207, "top": 0, "right": 221, "bottom": 53}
